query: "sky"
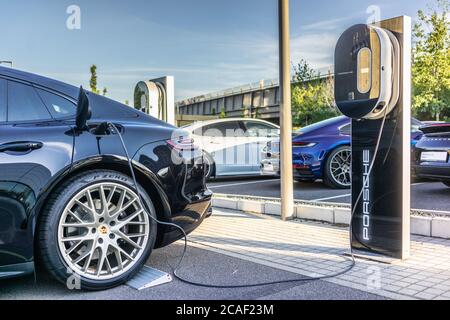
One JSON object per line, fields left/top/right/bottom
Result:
{"left": 1, "top": 0, "right": 430, "bottom": 103}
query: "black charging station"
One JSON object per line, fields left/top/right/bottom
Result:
{"left": 335, "top": 17, "right": 412, "bottom": 259}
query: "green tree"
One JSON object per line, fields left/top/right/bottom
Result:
{"left": 412, "top": 0, "right": 450, "bottom": 121}
{"left": 219, "top": 106, "right": 226, "bottom": 119}
{"left": 89, "top": 64, "right": 108, "bottom": 96}
{"left": 291, "top": 60, "right": 338, "bottom": 127}
{"left": 89, "top": 65, "right": 98, "bottom": 94}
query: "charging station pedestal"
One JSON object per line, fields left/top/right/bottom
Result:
{"left": 134, "top": 76, "right": 176, "bottom": 126}
{"left": 335, "top": 16, "right": 412, "bottom": 260}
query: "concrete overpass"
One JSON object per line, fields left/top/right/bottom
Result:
{"left": 176, "top": 67, "right": 333, "bottom": 125}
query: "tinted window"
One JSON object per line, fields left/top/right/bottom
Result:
{"left": 37, "top": 88, "right": 76, "bottom": 119}
{"left": 339, "top": 123, "right": 351, "bottom": 135}
{"left": 8, "top": 81, "right": 52, "bottom": 122}
{"left": 0, "top": 79, "right": 6, "bottom": 122}
{"left": 244, "top": 121, "right": 278, "bottom": 137}
{"left": 202, "top": 121, "right": 242, "bottom": 137}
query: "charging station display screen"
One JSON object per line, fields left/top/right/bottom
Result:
{"left": 357, "top": 48, "right": 372, "bottom": 94}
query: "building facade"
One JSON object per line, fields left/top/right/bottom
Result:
{"left": 176, "top": 69, "right": 333, "bottom": 125}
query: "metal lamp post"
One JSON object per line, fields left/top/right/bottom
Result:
{"left": 279, "top": 0, "right": 294, "bottom": 220}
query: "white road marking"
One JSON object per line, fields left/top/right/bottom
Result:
{"left": 312, "top": 194, "right": 351, "bottom": 202}
{"left": 209, "top": 179, "right": 279, "bottom": 189}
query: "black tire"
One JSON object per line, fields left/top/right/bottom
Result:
{"left": 38, "top": 170, "right": 157, "bottom": 291}
{"left": 203, "top": 152, "right": 216, "bottom": 180}
{"left": 323, "top": 146, "right": 352, "bottom": 189}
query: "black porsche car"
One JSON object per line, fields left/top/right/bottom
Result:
{"left": 413, "top": 123, "right": 450, "bottom": 187}
{"left": 0, "top": 67, "right": 212, "bottom": 290}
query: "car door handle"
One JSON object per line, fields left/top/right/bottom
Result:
{"left": 0, "top": 141, "right": 43, "bottom": 153}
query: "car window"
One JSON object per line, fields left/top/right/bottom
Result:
{"left": 0, "top": 79, "right": 6, "bottom": 122}
{"left": 339, "top": 123, "right": 351, "bottom": 135}
{"left": 244, "top": 121, "right": 279, "bottom": 137}
{"left": 7, "top": 81, "right": 52, "bottom": 122}
{"left": 202, "top": 121, "right": 242, "bottom": 137}
{"left": 36, "top": 88, "right": 76, "bottom": 119}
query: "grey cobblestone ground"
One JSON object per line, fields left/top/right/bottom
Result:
{"left": 190, "top": 208, "right": 450, "bottom": 300}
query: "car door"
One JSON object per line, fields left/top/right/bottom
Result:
{"left": 201, "top": 121, "right": 253, "bottom": 176}
{"left": 242, "top": 120, "right": 280, "bottom": 173}
{"left": 0, "top": 79, "right": 74, "bottom": 267}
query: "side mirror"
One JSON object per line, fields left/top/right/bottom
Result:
{"left": 75, "top": 86, "right": 91, "bottom": 131}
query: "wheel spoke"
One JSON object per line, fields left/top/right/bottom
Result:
{"left": 75, "top": 199, "right": 94, "bottom": 215}
{"left": 62, "top": 234, "right": 95, "bottom": 242}
{"left": 61, "top": 222, "right": 95, "bottom": 228}
{"left": 115, "top": 230, "right": 142, "bottom": 249}
{"left": 109, "top": 190, "right": 127, "bottom": 219}
{"left": 67, "top": 210, "right": 84, "bottom": 223}
{"left": 73, "top": 243, "right": 94, "bottom": 264}
{"left": 106, "top": 186, "right": 117, "bottom": 208}
{"left": 99, "top": 185, "right": 108, "bottom": 214}
{"left": 116, "top": 209, "right": 144, "bottom": 228}
{"left": 112, "top": 243, "right": 135, "bottom": 262}
{"left": 113, "top": 245, "right": 124, "bottom": 271}
{"left": 97, "top": 248, "right": 107, "bottom": 276}
{"left": 65, "top": 240, "right": 83, "bottom": 255}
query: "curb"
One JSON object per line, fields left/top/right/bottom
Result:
{"left": 212, "top": 194, "right": 450, "bottom": 240}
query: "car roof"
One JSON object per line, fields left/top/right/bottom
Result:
{"left": 183, "top": 118, "right": 280, "bottom": 131}
{"left": 0, "top": 66, "right": 79, "bottom": 99}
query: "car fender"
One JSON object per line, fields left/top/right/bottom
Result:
{"left": 320, "top": 139, "right": 351, "bottom": 172}
{"left": 30, "top": 154, "right": 172, "bottom": 238}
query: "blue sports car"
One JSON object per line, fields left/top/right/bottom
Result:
{"left": 261, "top": 116, "right": 424, "bottom": 189}
{"left": 412, "top": 123, "right": 450, "bottom": 187}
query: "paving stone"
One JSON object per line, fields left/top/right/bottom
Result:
{"left": 190, "top": 208, "right": 450, "bottom": 300}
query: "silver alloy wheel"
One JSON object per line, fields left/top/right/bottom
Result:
{"left": 329, "top": 148, "right": 352, "bottom": 187}
{"left": 58, "top": 182, "right": 149, "bottom": 280}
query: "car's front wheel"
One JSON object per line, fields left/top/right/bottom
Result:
{"left": 38, "top": 170, "right": 157, "bottom": 290}
{"left": 323, "top": 146, "right": 352, "bottom": 189}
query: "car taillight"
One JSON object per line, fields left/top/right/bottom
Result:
{"left": 166, "top": 136, "right": 198, "bottom": 151}
{"left": 292, "top": 142, "right": 317, "bottom": 148}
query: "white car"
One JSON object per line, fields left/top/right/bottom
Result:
{"left": 183, "top": 118, "right": 279, "bottom": 178}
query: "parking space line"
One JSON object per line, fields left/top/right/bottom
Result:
{"left": 209, "top": 179, "right": 279, "bottom": 189}
{"left": 311, "top": 194, "right": 351, "bottom": 202}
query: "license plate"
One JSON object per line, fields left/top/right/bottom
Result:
{"left": 421, "top": 151, "right": 448, "bottom": 162}
{"left": 264, "top": 164, "right": 274, "bottom": 171}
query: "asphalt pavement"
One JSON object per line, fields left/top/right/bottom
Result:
{"left": 0, "top": 244, "right": 384, "bottom": 300}
{"left": 207, "top": 176, "right": 450, "bottom": 212}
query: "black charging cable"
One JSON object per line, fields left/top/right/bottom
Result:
{"left": 106, "top": 117, "right": 388, "bottom": 288}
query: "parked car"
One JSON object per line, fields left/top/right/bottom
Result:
{"left": 0, "top": 67, "right": 212, "bottom": 290}
{"left": 261, "top": 116, "right": 424, "bottom": 189}
{"left": 183, "top": 118, "right": 279, "bottom": 179}
{"left": 412, "top": 123, "right": 450, "bottom": 187}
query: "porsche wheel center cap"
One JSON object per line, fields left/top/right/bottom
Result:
{"left": 99, "top": 225, "right": 109, "bottom": 235}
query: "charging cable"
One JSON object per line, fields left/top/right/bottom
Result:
{"left": 107, "top": 115, "right": 387, "bottom": 288}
